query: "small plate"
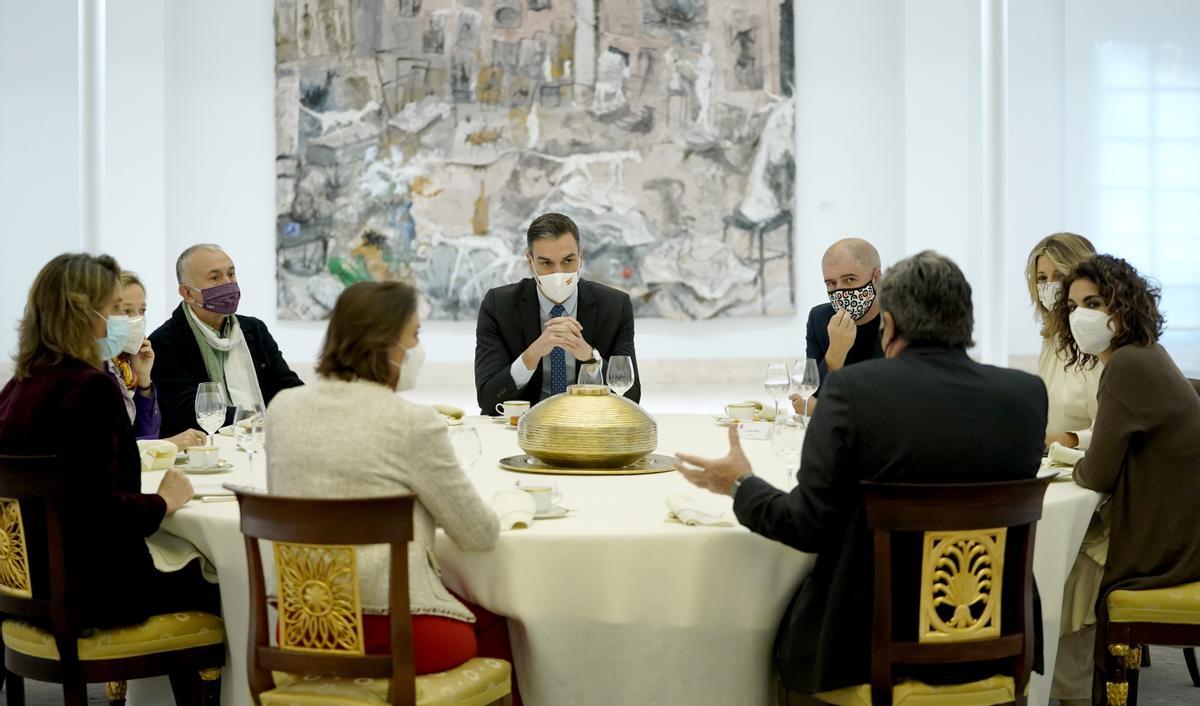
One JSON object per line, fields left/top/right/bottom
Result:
{"left": 534, "top": 506, "right": 570, "bottom": 519}
{"left": 175, "top": 461, "right": 234, "bottom": 474}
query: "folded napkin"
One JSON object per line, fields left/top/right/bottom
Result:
{"left": 665, "top": 493, "right": 735, "bottom": 527}
{"left": 1048, "top": 442, "right": 1086, "bottom": 467}
{"left": 434, "top": 403, "right": 465, "bottom": 420}
{"left": 192, "top": 483, "right": 236, "bottom": 502}
{"left": 491, "top": 489, "right": 536, "bottom": 530}
{"left": 137, "top": 439, "right": 179, "bottom": 472}
{"left": 145, "top": 529, "right": 219, "bottom": 583}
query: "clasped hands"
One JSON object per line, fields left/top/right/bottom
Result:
{"left": 524, "top": 316, "right": 593, "bottom": 366}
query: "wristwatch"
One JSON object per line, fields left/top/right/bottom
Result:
{"left": 730, "top": 472, "right": 754, "bottom": 498}
{"left": 584, "top": 348, "right": 601, "bottom": 364}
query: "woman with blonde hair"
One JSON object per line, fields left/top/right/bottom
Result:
{"left": 0, "top": 253, "right": 218, "bottom": 627}
{"left": 1025, "top": 232, "right": 1100, "bottom": 448}
{"left": 110, "top": 270, "right": 206, "bottom": 448}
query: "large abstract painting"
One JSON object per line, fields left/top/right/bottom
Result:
{"left": 275, "top": 0, "right": 795, "bottom": 320}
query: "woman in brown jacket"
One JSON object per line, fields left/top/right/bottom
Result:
{"left": 1050, "top": 254, "right": 1200, "bottom": 704}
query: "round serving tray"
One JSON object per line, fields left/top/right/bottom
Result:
{"left": 498, "top": 453, "right": 678, "bottom": 476}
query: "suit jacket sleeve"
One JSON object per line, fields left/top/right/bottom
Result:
{"left": 252, "top": 319, "right": 303, "bottom": 398}
{"left": 611, "top": 294, "right": 641, "bottom": 403}
{"left": 733, "top": 371, "right": 857, "bottom": 552}
{"left": 68, "top": 376, "right": 167, "bottom": 537}
{"left": 475, "top": 289, "right": 521, "bottom": 414}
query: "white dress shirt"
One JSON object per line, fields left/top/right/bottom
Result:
{"left": 509, "top": 287, "right": 594, "bottom": 400}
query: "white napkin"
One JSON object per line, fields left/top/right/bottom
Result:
{"left": 491, "top": 489, "right": 536, "bottom": 530}
{"left": 137, "top": 439, "right": 178, "bottom": 472}
{"left": 665, "top": 493, "right": 735, "bottom": 527}
{"left": 145, "top": 529, "right": 219, "bottom": 583}
{"left": 1048, "top": 442, "right": 1086, "bottom": 467}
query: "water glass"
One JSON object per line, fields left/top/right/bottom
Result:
{"left": 578, "top": 362, "right": 604, "bottom": 386}
{"left": 791, "top": 358, "right": 820, "bottom": 425}
{"left": 448, "top": 427, "right": 482, "bottom": 473}
{"left": 607, "top": 356, "right": 635, "bottom": 397}
{"left": 763, "top": 363, "right": 790, "bottom": 417}
{"left": 195, "top": 382, "right": 227, "bottom": 446}
{"left": 233, "top": 403, "right": 267, "bottom": 478}
{"left": 771, "top": 415, "right": 804, "bottom": 488}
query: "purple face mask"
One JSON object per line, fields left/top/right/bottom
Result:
{"left": 193, "top": 281, "right": 241, "bottom": 315}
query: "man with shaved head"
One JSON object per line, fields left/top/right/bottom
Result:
{"left": 150, "top": 244, "right": 302, "bottom": 437}
{"left": 792, "top": 238, "right": 885, "bottom": 414}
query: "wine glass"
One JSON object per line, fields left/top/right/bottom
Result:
{"left": 448, "top": 427, "right": 482, "bottom": 473}
{"left": 763, "top": 363, "right": 790, "bottom": 418}
{"left": 578, "top": 362, "right": 604, "bottom": 387}
{"left": 791, "top": 358, "right": 820, "bottom": 426}
{"left": 233, "top": 403, "right": 267, "bottom": 478}
{"left": 607, "top": 356, "right": 635, "bottom": 397}
{"left": 195, "top": 382, "right": 227, "bottom": 447}
{"left": 771, "top": 415, "right": 804, "bottom": 489}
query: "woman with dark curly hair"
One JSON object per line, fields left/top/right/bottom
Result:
{"left": 1049, "top": 254, "right": 1200, "bottom": 705}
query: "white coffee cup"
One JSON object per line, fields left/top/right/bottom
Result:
{"left": 724, "top": 402, "right": 758, "bottom": 421}
{"left": 516, "top": 482, "right": 562, "bottom": 514}
{"left": 186, "top": 445, "right": 219, "bottom": 468}
{"left": 496, "top": 400, "right": 531, "bottom": 426}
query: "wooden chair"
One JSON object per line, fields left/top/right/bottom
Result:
{"left": 0, "top": 454, "right": 225, "bottom": 706}
{"left": 812, "top": 477, "right": 1049, "bottom": 706}
{"left": 230, "top": 485, "right": 513, "bottom": 706}
{"left": 1101, "top": 580, "right": 1200, "bottom": 704}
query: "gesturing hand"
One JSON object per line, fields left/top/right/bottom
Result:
{"left": 676, "top": 425, "right": 754, "bottom": 496}
{"left": 825, "top": 309, "right": 857, "bottom": 370}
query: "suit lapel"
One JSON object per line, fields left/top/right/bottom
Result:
{"left": 519, "top": 278, "right": 541, "bottom": 351}
{"left": 576, "top": 280, "right": 598, "bottom": 359}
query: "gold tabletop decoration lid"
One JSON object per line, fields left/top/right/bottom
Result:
{"left": 518, "top": 385, "right": 657, "bottom": 469}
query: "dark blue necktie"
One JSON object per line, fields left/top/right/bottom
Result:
{"left": 549, "top": 304, "right": 567, "bottom": 395}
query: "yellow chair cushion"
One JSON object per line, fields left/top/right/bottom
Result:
{"left": 1108, "top": 581, "right": 1200, "bottom": 625}
{"left": 2, "top": 612, "right": 224, "bottom": 661}
{"left": 263, "top": 657, "right": 511, "bottom": 706}
{"left": 816, "top": 675, "right": 1016, "bottom": 706}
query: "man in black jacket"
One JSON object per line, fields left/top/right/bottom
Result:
{"left": 475, "top": 213, "right": 640, "bottom": 415}
{"left": 678, "top": 251, "right": 1047, "bottom": 697}
{"left": 150, "top": 244, "right": 302, "bottom": 438}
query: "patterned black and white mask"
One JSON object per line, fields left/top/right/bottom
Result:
{"left": 829, "top": 281, "right": 877, "bottom": 321}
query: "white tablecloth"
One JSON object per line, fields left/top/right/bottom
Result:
{"left": 131, "top": 413, "right": 1099, "bottom": 706}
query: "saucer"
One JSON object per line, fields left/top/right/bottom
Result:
{"left": 175, "top": 461, "right": 234, "bottom": 474}
{"left": 534, "top": 506, "right": 570, "bottom": 519}
{"left": 714, "top": 416, "right": 756, "bottom": 427}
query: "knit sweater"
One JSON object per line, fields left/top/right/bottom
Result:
{"left": 1036, "top": 337, "right": 1101, "bottom": 449}
{"left": 265, "top": 378, "right": 498, "bottom": 622}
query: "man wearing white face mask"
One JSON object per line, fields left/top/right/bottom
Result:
{"left": 474, "top": 212, "right": 640, "bottom": 413}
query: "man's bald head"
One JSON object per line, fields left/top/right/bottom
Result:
{"left": 821, "top": 238, "right": 881, "bottom": 292}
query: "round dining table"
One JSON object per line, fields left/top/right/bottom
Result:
{"left": 130, "top": 413, "right": 1099, "bottom": 706}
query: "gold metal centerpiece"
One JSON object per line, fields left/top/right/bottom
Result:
{"left": 518, "top": 385, "right": 657, "bottom": 469}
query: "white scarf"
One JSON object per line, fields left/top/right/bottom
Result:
{"left": 184, "top": 305, "right": 265, "bottom": 409}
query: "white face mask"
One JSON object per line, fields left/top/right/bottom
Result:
{"left": 121, "top": 316, "right": 147, "bottom": 355}
{"left": 1037, "top": 281, "right": 1062, "bottom": 312}
{"left": 531, "top": 260, "right": 582, "bottom": 304}
{"left": 1069, "top": 307, "right": 1115, "bottom": 355}
{"left": 389, "top": 341, "right": 426, "bottom": 392}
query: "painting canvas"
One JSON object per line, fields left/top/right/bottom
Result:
{"left": 275, "top": 0, "right": 795, "bottom": 321}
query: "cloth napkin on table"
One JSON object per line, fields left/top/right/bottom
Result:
{"left": 137, "top": 439, "right": 178, "bottom": 472}
{"left": 665, "top": 494, "right": 735, "bottom": 527}
{"left": 435, "top": 403, "right": 466, "bottom": 426}
{"left": 1048, "top": 442, "right": 1086, "bottom": 467}
{"left": 491, "top": 489, "right": 536, "bottom": 530}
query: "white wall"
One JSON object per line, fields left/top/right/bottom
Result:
{"left": 8, "top": 1, "right": 1192, "bottom": 376}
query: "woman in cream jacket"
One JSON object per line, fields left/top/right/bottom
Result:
{"left": 266, "top": 281, "right": 501, "bottom": 674}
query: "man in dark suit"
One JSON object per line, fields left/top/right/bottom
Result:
{"left": 150, "top": 244, "right": 302, "bottom": 438}
{"left": 475, "top": 212, "right": 640, "bottom": 414}
{"left": 679, "top": 251, "right": 1047, "bottom": 698}
{"left": 791, "top": 238, "right": 885, "bottom": 414}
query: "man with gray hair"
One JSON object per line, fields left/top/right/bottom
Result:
{"left": 677, "top": 251, "right": 1047, "bottom": 699}
{"left": 150, "top": 244, "right": 302, "bottom": 438}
